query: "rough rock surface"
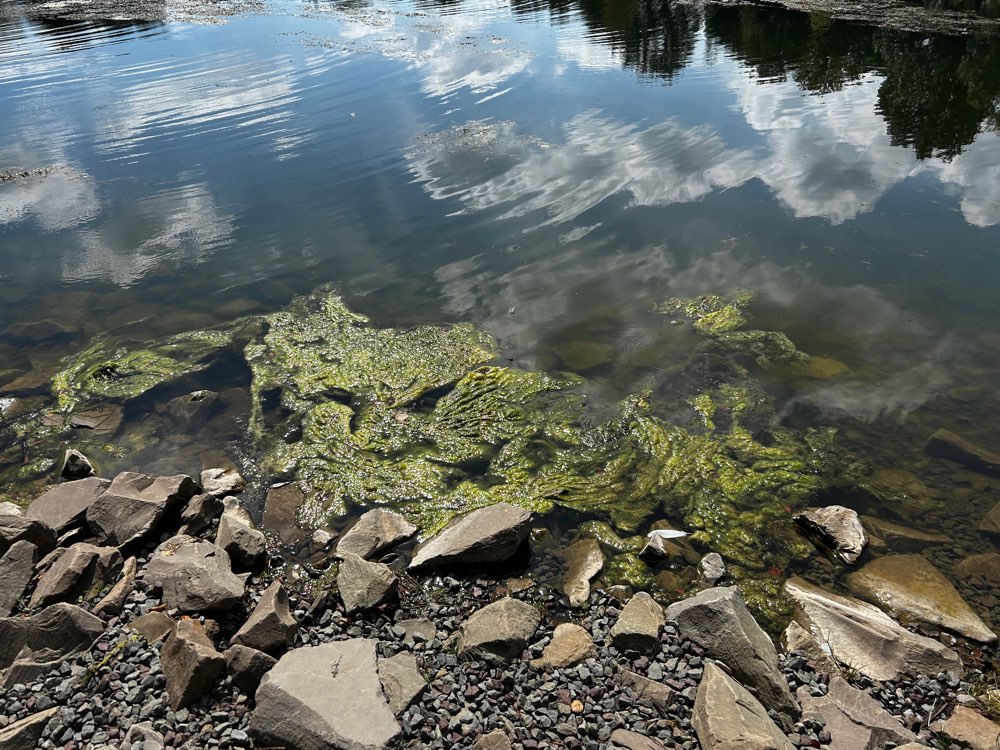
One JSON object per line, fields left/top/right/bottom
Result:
{"left": 0, "top": 603, "right": 104, "bottom": 688}
{"left": 860, "top": 515, "right": 950, "bottom": 551}
{"left": 615, "top": 669, "right": 675, "bottom": 716}
{"left": 781, "top": 620, "right": 837, "bottom": 673}
{"left": 179, "top": 492, "right": 224, "bottom": 535}
{"left": 251, "top": 639, "right": 401, "bottom": 750}
{"left": 215, "top": 498, "right": 266, "bottom": 569}
{"left": 698, "top": 552, "right": 726, "bottom": 584}
{"left": 60, "top": 448, "right": 95, "bottom": 480}
{"left": 784, "top": 576, "right": 963, "bottom": 680}
{"left": 147, "top": 535, "right": 244, "bottom": 612}
{"left": 200, "top": 467, "right": 246, "bottom": 497}
{"left": 120, "top": 721, "right": 165, "bottom": 749}
{"left": 338, "top": 553, "right": 399, "bottom": 614}
{"left": 531, "top": 622, "right": 597, "bottom": 668}
{"left": 980, "top": 502, "right": 1000, "bottom": 534}
{"left": 955, "top": 552, "right": 1000, "bottom": 583}
{"left": 925, "top": 428, "right": 1000, "bottom": 476}
{"left": 666, "top": 586, "right": 798, "bottom": 720}
{"left": 473, "top": 730, "right": 513, "bottom": 750}
{"left": 611, "top": 592, "right": 664, "bottom": 655}
{"left": 609, "top": 729, "right": 668, "bottom": 749}
{"left": 794, "top": 505, "right": 867, "bottom": 564}
{"left": 231, "top": 581, "right": 297, "bottom": 655}
{"left": 87, "top": 472, "right": 197, "bottom": 547}
{"left": 692, "top": 662, "right": 795, "bottom": 750}
{"left": 409, "top": 503, "right": 532, "bottom": 570}
{"left": 161, "top": 619, "right": 226, "bottom": 710}
{"left": 458, "top": 597, "right": 541, "bottom": 660}
{"left": 562, "top": 537, "right": 604, "bottom": 608}
{"left": 0, "top": 540, "right": 38, "bottom": 616}
{"left": 798, "top": 676, "right": 916, "bottom": 749}
{"left": 130, "top": 611, "right": 176, "bottom": 643}
{"left": 378, "top": 651, "right": 427, "bottom": 716}
{"left": 92, "top": 555, "right": 137, "bottom": 617}
{"left": 930, "top": 705, "right": 1000, "bottom": 750}
{"left": 0, "top": 511, "right": 56, "bottom": 556}
{"left": 335, "top": 508, "right": 417, "bottom": 560}
{"left": 0, "top": 707, "right": 59, "bottom": 750}
{"left": 225, "top": 644, "right": 277, "bottom": 694}
{"left": 845, "top": 554, "right": 996, "bottom": 643}
{"left": 29, "top": 542, "right": 123, "bottom": 609}
{"left": 26, "top": 476, "right": 108, "bottom": 532}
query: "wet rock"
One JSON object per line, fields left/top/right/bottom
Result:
{"left": 200, "top": 467, "right": 246, "bottom": 497}
{"left": 29, "top": 542, "right": 123, "bottom": 608}
{"left": 860, "top": 515, "right": 950, "bottom": 551}
{"left": 611, "top": 591, "right": 664, "bottom": 655}
{"left": 179, "top": 492, "right": 224, "bottom": 535}
{"left": 666, "top": 586, "right": 798, "bottom": 720}
{"left": 67, "top": 404, "right": 123, "bottom": 438}
{"left": 781, "top": 620, "right": 837, "bottom": 673}
{"left": 609, "top": 729, "right": 668, "bottom": 749}
{"left": 615, "top": 669, "right": 675, "bottom": 715}
{"left": 130, "top": 611, "right": 176, "bottom": 643}
{"left": 335, "top": 508, "right": 417, "bottom": 560}
{"left": 562, "top": 537, "right": 604, "bottom": 607}
{"left": 215, "top": 497, "right": 266, "bottom": 570}
{"left": 930, "top": 705, "right": 1000, "bottom": 750}
{"left": 457, "top": 596, "right": 541, "bottom": 660}
{"left": 166, "top": 390, "right": 222, "bottom": 429}
{"left": 408, "top": 503, "right": 532, "bottom": 570}
{"left": 87, "top": 471, "right": 197, "bottom": 547}
{"left": 794, "top": 505, "right": 867, "bottom": 564}
{"left": 798, "top": 675, "right": 916, "bottom": 749}
{"left": 26, "top": 476, "right": 108, "bottom": 532}
{"left": 0, "top": 510, "right": 57, "bottom": 556}
{"left": 225, "top": 644, "right": 276, "bottom": 694}
{"left": 698, "top": 552, "right": 726, "bottom": 583}
{"left": 251, "top": 639, "right": 401, "bottom": 750}
{"left": 59, "top": 448, "right": 95, "bottom": 480}
{"left": 784, "top": 576, "right": 963, "bottom": 680}
{"left": 4, "top": 319, "right": 76, "bottom": 343}
{"left": 531, "top": 622, "right": 597, "bottom": 668}
{"left": 925, "top": 428, "right": 1000, "bottom": 476}
{"left": 0, "top": 708, "right": 58, "bottom": 750}
{"left": 161, "top": 618, "right": 226, "bottom": 710}
{"left": 693, "top": 661, "right": 794, "bottom": 750}
{"left": 980, "top": 502, "right": 1000, "bottom": 534}
{"left": 378, "top": 652, "right": 426, "bottom": 716}
{"left": 955, "top": 552, "right": 1000, "bottom": 583}
{"left": 0, "top": 603, "right": 104, "bottom": 688}
{"left": 0, "top": 540, "right": 38, "bottom": 617}
{"left": 338, "top": 553, "right": 399, "bottom": 614}
{"left": 844, "top": 554, "right": 996, "bottom": 643}
{"left": 231, "top": 581, "right": 297, "bottom": 655}
{"left": 120, "top": 721, "right": 165, "bottom": 750}
{"left": 473, "top": 730, "right": 513, "bottom": 750}
{"left": 262, "top": 483, "right": 306, "bottom": 545}
{"left": 638, "top": 528, "right": 690, "bottom": 561}
{"left": 92, "top": 555, "right": 137, "bottom": 617}
{"left": 147, "top": 535, "right": 244, "bottom": 612}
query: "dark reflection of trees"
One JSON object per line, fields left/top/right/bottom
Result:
{"left": 706, "top": 5, "right": 1000, "bottom": 159}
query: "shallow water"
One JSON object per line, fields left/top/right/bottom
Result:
{"left": 2, "top": 0, "right": 1000, "bottom": 622}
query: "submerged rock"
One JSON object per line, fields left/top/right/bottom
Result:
{"left": 794, "top": 505, "right": 866, "bottom": 564}
{"left": 925, "top": 428, "right": 1000, "bottom": 476}
{"left": 59, "top": 448, "right": 95, "bottom": 480}
{"left": 955, "top": 552, "right": 1000, "bottom": 583}
{"left": 860, "top": 515, "right": 949, "bottom": 551}
{"left": 692, "top": 661, "right": 794, "bottom": 750}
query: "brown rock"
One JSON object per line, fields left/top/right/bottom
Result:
{"left": 611, "top": 592, "right": 664, "bottom": 656}
{"left": 92, "top": 556, "right": 137, "bottom": 617}
{"left": 409, "top": 503, "right": 532, "bottom": 570}
{"left": 29, "top": 542, "right": 123, "bottom": 609}
{"left": 0, "top": 541, "right": 39, "bottom": 617}
{"left": 161, "top": 619, "right": 226, "bottom": 710}
{"left": 930, "top": 705, "right": 1000, "bottom": 750}
{"left": 531, "top": 623, "right": 597, "bottom": 668}
{"left": 562, "top": 537, "right": 604, "bottom": 608}
{"left": 860, "top": 515, "right": 950, "bottom": 551}
{"left": 473, "top": 730, "right": 512, "bottom": 750}
{"left": 231, "top": 581, "right": 297, "bottom": 655}
{"left": 615, "top": 669, "right": 674, "bottom": 716}
{"left": 794, "top": 505, "right": 867, "bottom": 564}
{"left": 26, "top": 477, "right": 108, "bottom": 532}
{"left": 798, "top": 675, "right": 916, "bottom": 749}
{"left": 692, "top": 662, "right": 795, "bottom": 750}
{"left": 335, "top": 509, "right": 417, "bottom": 560}
{"left": 224, "top": 644, "right": 276, "bottom": 694}
{"left": 609, "top": 729, "right": 668, "bottom": 750}
{"left": 955, "top": 552, "right": 1000, "bottom": 583}
{"left": 130, "top": 611, "right": 176, "bottom": 643}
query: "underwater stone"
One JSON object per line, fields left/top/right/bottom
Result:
{"left": 925, "top": 428, "right": 1000, "bottom": 477}
{"left": 794, "top": 505, "right": 867, "bottom": 564}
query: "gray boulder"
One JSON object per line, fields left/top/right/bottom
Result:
{"left": 611, "top": 592, "right": 664, "bottom": 655}
{"left": 665, "top": 586, "right": 798, "bottom": 720}
{"left": 794, "top": 505, "right": 867, "bottom": 565}
{"left": 378, "top": 652, "right": 426, "bottom": 716}
{"left": 692, "top": 662, "right": 795, "bottom": 750}
{"left": 409, "top": 503, "right": 532, "bottom": 570}
{"left": 147, "top": 535, "right": 244, "bottom": 612}
{"left": 335, "top": 508, "right": 417, "bottom": 560}
{"left": 231, "top": 581, "right": 297, "bottom": 655}
{"left": 338, "top": 553, "right": 399, "bottom": 614}
{"left": 29, "top": 542, "right": 123, "bottom": 609}
{"left": 562, "top": 537, "right": 604, "bottom": 608}
{"left": 215, "top": 498, "right": 266, "bottom": 570}
{"left": 26, "top": 476, "right": 108, "bottom": 532}
{"left": 0, "top": 540, "right": 39, "bottom": 616}
{"left": 93, "top": 556, "right": 137, "bottom": 617}
{"left": 798, "top": 675, "right": 916, "bottom": 749}
{"left": 251, "top": 639, "right": 401, "bottom": 750}
{"left": 458, "top": 597, "right": 541, "bottom": 660}
{"left": 0, "top": 511, "right": 56, "bottom": 556}
{"left": 0, "top": 708, "right": 58, "bottom": 750}
{"left": 698, "top": 553, "right": 726, "bottom": 584}
{"left": 225, "top": 644, "right": 277, "bottom": 694}
{"left": 200, "top": 467, "right": 246, "bottom": 497}
{"left": 0, "top": 603, "right": 104, "bottom": 688}
{"left": 87, "top": 472, "right": 197, "bottom": 547}
{"left": 161, "top": 619, "right": 226, "bottom": 710}
{"left": 179, "top": 493, "right": 224, "bottom": 536}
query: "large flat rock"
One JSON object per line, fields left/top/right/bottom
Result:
{"left": 0, "top": 603, "right": 104, "bottom": 688}
{"left": 798, "top": 675, "right": 916, "bottom": 749}
{"left": 29, "top": 542, "right": 123, "bottom": 609}
{"left": 692, "top": 661, "right": 795, "bottom": 750}
{"left": 0, "top": 540, "right": 39, "bottom": 617}
{"left": 87, "top": 472, "right": 197, "bottom": 547}
{"left": 26, "top": 477, "right": 108, "bottom": 533}
{"left": 251, "top": 639, "right": 401, "bottom": 750}
{"left": 409, "top": 503, "right": 532, "bottom": 570}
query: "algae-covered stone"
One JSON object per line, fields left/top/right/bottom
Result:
{"left": 655, "top": 290, "right": 753, "bottom": 334}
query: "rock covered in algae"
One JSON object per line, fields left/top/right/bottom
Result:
{"left": 655, "top": 290, "right": 753, "bottom": 334}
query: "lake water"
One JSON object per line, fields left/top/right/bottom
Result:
{"left": 2, "top": 0, "right": 1000, "bottom": 622}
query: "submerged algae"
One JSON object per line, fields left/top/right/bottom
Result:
{"left": 656, "top": 290, "right": 753, "bottom": 334}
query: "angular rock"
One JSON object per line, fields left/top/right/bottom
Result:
{"left": 845, "top": 554, "right": 996, "bottom": 643}
{"left": 563, "top": 537, "right": 604, "bottom": 607}
{"left": 251, "top": 639, "right": 401, "bottom": 750}
{"left": 338, "top": 553, "right": 399, "bottom": 614}
{"left": 60, "top": 448, "right": 95, "bottom": 480}
{"left": 0, "top": 540, "right": 38, "bottom": 617}
{"left": 262, "top": 482, "right": 307, "bottom": 546}
{"left": 179, "top": 492, "right": 224, "bottom": 536}
{"left": 799, "top": 675, "right": 916, "bottom": 749}
{"left": 408, "top": 503, "right": 532, "bottom": 570}
{"left": 666, "top": 586, "right": 797, "bottom": 720}
{"left": 147, "top": 535, "right": 244, "bottom": 612}
{"left": 860, "top": 515, "right": 949, "bottom": 552}
{"left": 531, "top": 622, "right": 597, "bottom": 668}
{"left": 225, "top": 644, "right": 277, "bottom": 694}
{"left": 794, "top": 505, "right": 867, "bottom": 564}
{"left": 200, "top": 467, "right": 246, "bottom": 497}
{"left": 609, "top": 729, "right": 668, "bottom": 750}
{"left": 0, "top": 708, "right": 58, "bottom": 750}
{"left": 378, "top": 652, "right": 426, "bottom": 716}
{"left": 0, "top": 511, "right": 56, "bottom": 556}
{"left": 231, "top": 581, "right": 297, "bottom": 655}
{"left": 29, "top": 542, "right": 123, "bottom": 608}
{"left": 86, "top": 472, "right": 197, "bottom": 547}
{"left": 120, "top": 722, "right": 164, "bottom": 749}
{"left": 161, "top": 618, "right": 226, "bottom": 710}
{"left": 639, "top": 529, "right": 691, "bottom": 561}
{"left": 925, "top": 428, "right": 1000, "bottom": 476}
{"left": 395, "top": 617, "right": 437, "bottom": 646}
{"left": 457, "top": 597, "right": 541, "bottom": 660}
{"left": 955, "top": 552, "right": 1000, "bottom": 583}
{"left": 336, "top": 508, "right": 418, "bottom": 560}
{"left": 0, "top": 603, "right": 104, "bottom": 688}
{"left": 980, "top": 502, "right": 1000, "bottom": 534}
{"left": 784, "top": 576, "right": 963, "bottom": 681}
{"left": 215, "top": 498, "right": 266, "bottom": 570}
{"left": 611, "top": 592, "right": 664, "bottom": 656}
{"left": 930, "top": 705, "right": 1000, "bottom": 750}
{"left": 473, "top": 730, "right": 513, "bottom": 750}
{"left": 130, "top": 611, "right": 176, "bottom": 643}
{"left": 27, "top": 477, "right": 108, "bottom": 533}
{"left": 615, "top": 669, "right": 675, "bottom": 716}
{"left": 781, "top": 620, "right": 837, "bottom": 673}
{"left": 692, "top": 661, "right": 795, "bottom": 750}
{"left": 698, "top": 552, "right": 726, "bottom": 584}
{"left": 93, "top": 556, "right": 137, "bottom": 617}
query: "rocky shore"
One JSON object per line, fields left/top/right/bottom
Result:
{"left": 1, "top": 460, "right": 999, "bottom": 750}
